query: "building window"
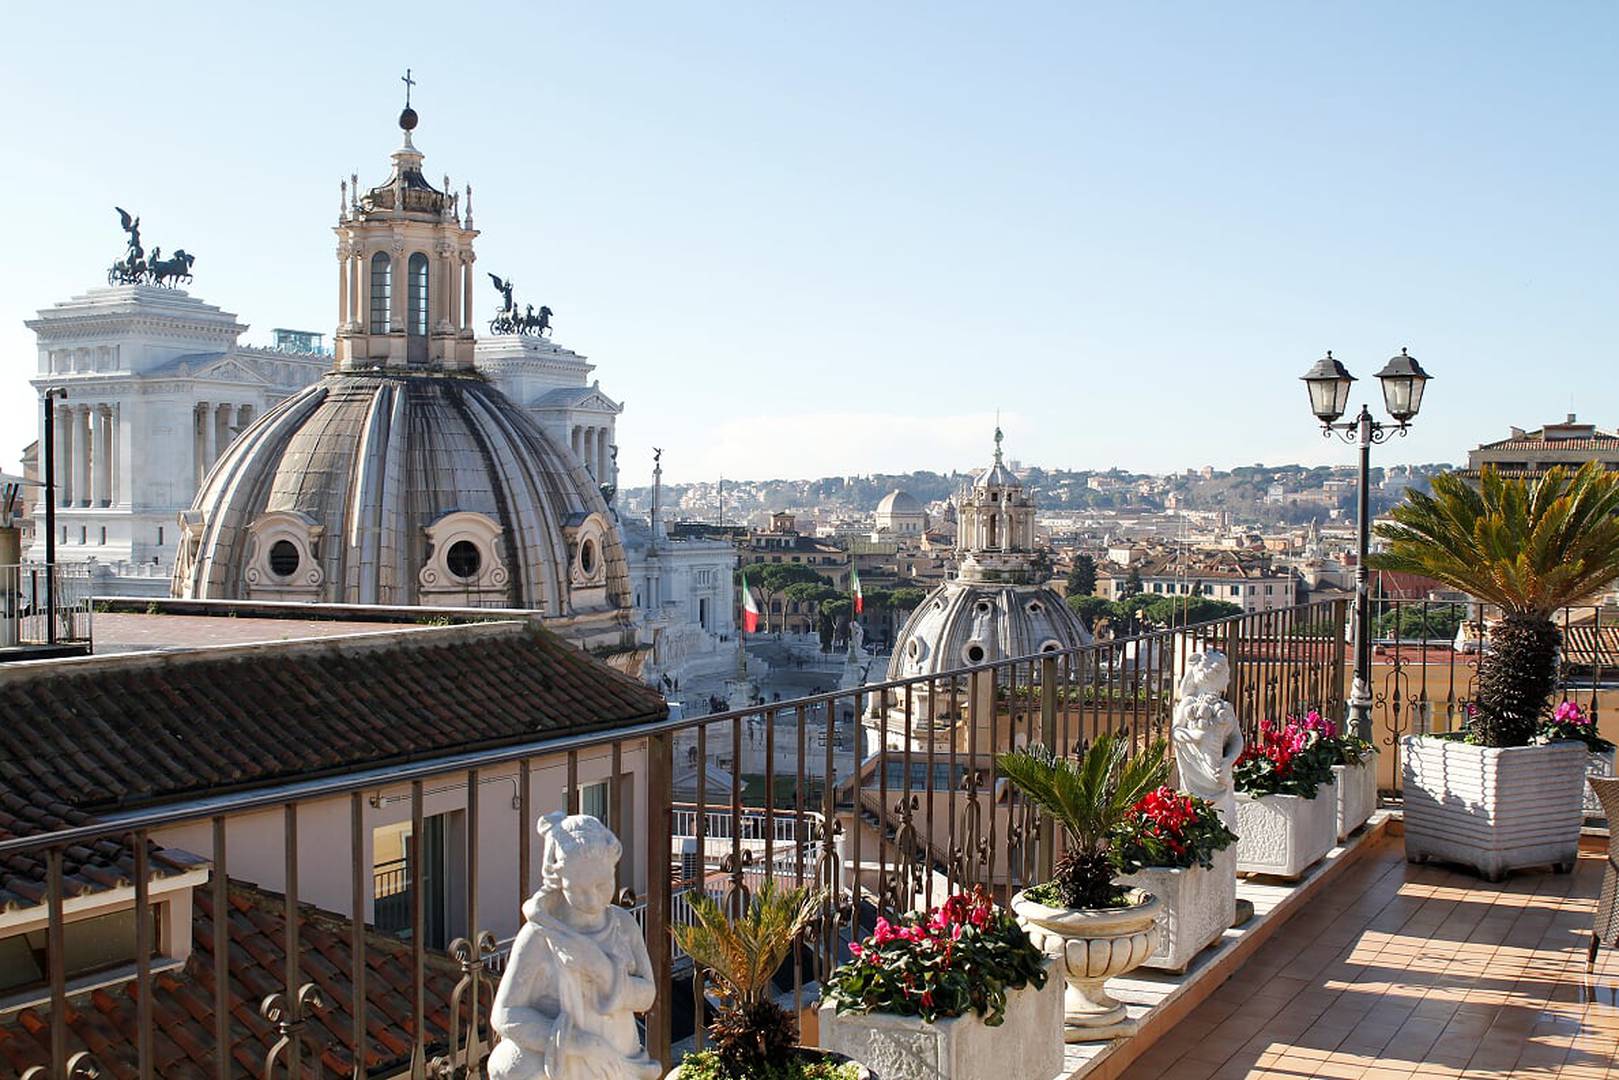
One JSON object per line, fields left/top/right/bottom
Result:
{"left": 79, "top": 526, "right": 86, "bottom": 544}
{"left": 581, "top": 780, "right": 609, "bottom": 823}
{"left": 446, "top": 540, "right": 482, "bottom": 580}
{"left": 0, "top": 905, "right": 160, "bottom": 995}
{"left": 1266, "top": 585, "right": 1275, "bottom": 595}
{"left": 407, "top": 252, "right": 429, "bottom": 336}
{"left": 369, "top": 252, "right": 392, "bottom": 332}
{"left": 158, "top": 526, "right": 165, "bottom": 546}
{"left": 99, "top": 527, "right": 107, "bottom": 545}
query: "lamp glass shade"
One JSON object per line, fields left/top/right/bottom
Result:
{"left": 1301, "top": 353, "right": 1355, "bottom": 424}
{"left": 1375, "top": 349, "right": 1431, "bottom": 423}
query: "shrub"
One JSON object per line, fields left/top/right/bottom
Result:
{"left": 1113, "top": 786, "right": 1237, "bottom": 872}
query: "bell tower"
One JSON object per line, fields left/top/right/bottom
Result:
{"left": 333, "top": 75, "right": 478, "bottom": 371}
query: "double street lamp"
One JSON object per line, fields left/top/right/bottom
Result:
{"left": 1300, "top": 348, "right": 1433, "bottom": 741}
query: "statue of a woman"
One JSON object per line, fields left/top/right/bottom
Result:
{"left": 1171, "top": 650, "right": 1244, "bottom": 830}
{"left": 488, "top": 813, "right": 662, "bottom": 1080}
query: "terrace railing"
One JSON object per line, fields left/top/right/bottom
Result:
{"left": 1, "top": 598, "right": 1348, "bottom": 1078}
{"left": 0, "top": 563, "right": 92, "bottom": 650}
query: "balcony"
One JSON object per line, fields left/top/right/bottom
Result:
{"left": 1, "top": 597, "right": 1613, "bottom": 1078}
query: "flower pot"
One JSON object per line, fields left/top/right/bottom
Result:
{"left": 1011, "top": 888, "right": 1160, "bottom": 1042}
{"left": 1333, "top": 758, "right": 1378, "bottom": 841}
{"left": 1116, "top": 845, "right": 1236, "bottom": 973}
{"left": 666, "top": 1047, "right": 873, "bottom": 1079}
{"left": 818, "top": 959, "right": 1062, "bottom": 1080}
{"left": 1234, "top": 779, "right": 1337, "bottom": 880}
{"left": 1402, "top": 735, "right": 1587, "bottom": 881}
{"left": 1584, "top": 748, "right": 1616, "bottom": 818}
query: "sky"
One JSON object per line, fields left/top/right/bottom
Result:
{"left": 3, "top": 2, "right": 1615, "bottom": 486}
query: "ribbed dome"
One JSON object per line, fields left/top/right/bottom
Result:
{"left": 876, "top": 489, "right": 922, "bottom": 515}
{"left": 173, "top": 372, "right": 629, "bottom": 616}
{"left": 887, "top": 581, "right": 1091, "bottom": 680}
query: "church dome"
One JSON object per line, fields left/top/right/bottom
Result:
{"left": 876, "top": 489, "right": 922, "bottom": 516}
{"left": 888, "top": 581, "right": 1090, "bottom": 679}
{"left": 173, "top": 372, "right": 629, "bottom": 616}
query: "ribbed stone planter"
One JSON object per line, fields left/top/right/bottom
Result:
{"left": 818, "top": 960, "right": 1062, "bottom": 1080}
{"left": 1403, "top": 735, "right": 1587, "bottom": 881}
{"left": 1234, "top": 779, "right": 1338, "bottom": 880}
{"left": 1117, "top": 845, "right": 1236, "bottom": 974}
{"left": 1334, "top": 758, "right": 1378, "bottom": 841}
{"left": 1012, "top": 888, "right": 1160, "bottom": 1042}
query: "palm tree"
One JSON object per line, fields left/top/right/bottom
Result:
{"left": 996, "top": 733, "right": 1167, "bottom": 909}
{"left": 1369, "top": 462, "right": 1619, "bottom": 747}
{"left": 671, "top": 881, "right": 822, "bottom": 1076}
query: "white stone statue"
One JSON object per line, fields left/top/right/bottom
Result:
{"left": 1171, "top": 650, "right": 1244, "bottom": 830}
{"left": 488, "top": 812, "right": 661, "bottom": 1080}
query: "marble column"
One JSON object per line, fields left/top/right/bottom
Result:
{"left": 461, "top": 255, "right": 474, "bottom": 330}
{"left": 55, "top": 404, "right": 72, "bottom": 506}
{"left": 92, "top": 406, "right": 111, "bottom": 506}
{"left": 390, "top": 249, "right": 406, "bottom": 332}
{"left": 111, "top": 403, "right": 124, "bottom": 507}
{"left": 215, "top": 404, "right": 232, "bottom": 457}
{"left": 72, "top": 406, "right": 91, "bottom": 507}
{"left": 200, "top": 401, "right": 216, "bottom": 478}
{"left": 448, "top": 256, "right": 462, "bottom": 329}
{"left": 598, "top": 429, "right": 611, "bottom": 485}
{"left": 337, "top": 246, "right": 349, "bottom": 328}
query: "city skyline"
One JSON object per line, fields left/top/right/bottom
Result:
{"left": 4, "top": 2, "right": 1615, "bottom": 484}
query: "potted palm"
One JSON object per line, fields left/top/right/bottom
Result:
{"left": 668, "top": 882, "right": 869, "bottom": 1080}
{"left": 998, "top": 733, "right": 1166, "bottom": 1042}
{"left": 1114, "top": 786, "right": 1238, "bottom": 973}
{"left": 818, "top": 886, "right": 1061, "bottom": 1080}
{"left": 1371, "top": 463, "right": 1619, "bottom": 880}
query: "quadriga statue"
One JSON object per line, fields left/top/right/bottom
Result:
{"left": 488, "top": 812, "right": 661, "bottom": 1080}
{"left": 1171, "top": 650, "right": 1244, "bottom": 830}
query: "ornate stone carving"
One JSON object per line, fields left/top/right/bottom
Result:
{"left": 488, "top": 813, "right": 660, "bottom": 1080}
{"left": 1171, "top": 650, "right": 1244, "bottom": 830}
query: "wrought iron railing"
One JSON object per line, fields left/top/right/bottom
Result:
{"left": 1, "top": 598, "right": 1348, "bottom": 1077}
{"left": 0, "top": 563, "right": 93, "bottom": 650}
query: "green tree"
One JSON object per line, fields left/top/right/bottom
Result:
{"left": 1373, "top": 604, "right": 1466, "bottom": 642}
{"left": 1065, "top": 594, "right": 1118, "bottom": 631}
{"left": 736, "top": 563, "right": 828, "bottom": 632}
{"left": 890, "top": 586, "right": 928, "bottom": 611}
{"left": 1370, "top": 463, "right": 1619, "bottom": 747}
{"left": 1066, "top": 554, "right": 1097, "bottom": 596}
{"left": 1123, "top": 567, "right": 1143, "bottom": 597}
{"left": 1141, "top": 595, "right": 1243, "bottom": 628}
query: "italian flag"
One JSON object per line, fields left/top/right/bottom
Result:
{"left": 741, "top": 571, "right": 762, "bottom": 633}
{"left": 851, "top": 566, "right": 864, "bottom": 615}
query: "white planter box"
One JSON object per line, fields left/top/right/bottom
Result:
{"left": 819, "top": 960, "right": 1062, "bottom": 1080}
{"left": 1234, "top": 779, "right": 1338, "bottom": 879}
{"left": 1334, "top": 758, "right": 1378, "bottom": 841}
{"left": 1117, "top": 845, "right": 1236, "bottom": 973}
{"left": 1585, "top": 748, "right": 1616, "bottom": 818}
{"left": 1403, "top": 736, "right": 1587, "bottom": 881}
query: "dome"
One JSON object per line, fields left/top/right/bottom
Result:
{"left": 173, "top": 371, "right": 630, "bottom": 618}
{"left": 876, "top": 489, "right": 922, "bottom": 516}
{"left": 887, "top": 581, "right": 1091, "bottom": 681}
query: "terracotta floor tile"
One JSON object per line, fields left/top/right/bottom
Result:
{"left": 1114, "top": 835, "right": 1616, "bottom": 1080}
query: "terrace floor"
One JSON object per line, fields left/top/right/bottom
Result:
{"left": 1115, "top": 832, "right": 1618, "bottom": 1080}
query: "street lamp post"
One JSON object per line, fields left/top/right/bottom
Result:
{"left": 1300, "top": 349, "right": 1432, "bottom": 742}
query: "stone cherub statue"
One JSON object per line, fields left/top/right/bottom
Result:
{"left": 488, "top": 813, "right": 661, "bottom": 1080}
{"left": 1171, "top": 650, "right": 1244, "bottom": 830}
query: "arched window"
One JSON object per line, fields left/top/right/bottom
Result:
{"left": 407, "top": 252, "right": 429, "bottom": 336}
{"left": 369, "top": 252, "right": 392, "bottom": 333}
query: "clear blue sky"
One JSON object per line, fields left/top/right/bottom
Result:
{"left": 4, "top": 2, "right": 1614, "bottom": 486}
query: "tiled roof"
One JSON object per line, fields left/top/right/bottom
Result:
{"left": 1475, "top": 435, "right": 1619, "bottom": 451}
{"left": 0, "top": 623, "right": 664, "bottom": 909}
{"left": 0, "top": 882, "right": 471, "bottom": 1079}
{"left": 0, "top": 623, "right": 665, "bottom": 817}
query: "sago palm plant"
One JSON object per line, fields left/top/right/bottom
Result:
{"left": 1370, "top": 462, "right": 1619, "bottom": 747}
{"left": 996, "top": 733, "right": 1168, "bottom": 909}
{"left": 670, "top": 881, "right": 823, "bottom": 1078}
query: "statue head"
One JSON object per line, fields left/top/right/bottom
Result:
{"left": 1177, "top": 649, "right": 1230, "bottom": 700}
{"left": 537, "top": 811, "right": 620, "bottom": 918}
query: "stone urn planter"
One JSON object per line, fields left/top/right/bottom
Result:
{"left": 1012, "top": 888, "right": 1161, "bottom": 1042}
{"left": 1403, "top": 735, "right": 1587, "bottom": 881}
{"left": 1117, "top": 846, "right": 1236, "bottom": 973}
{"left": 666, "top": 1048, "right": 873, "bottom": 1079}
{"left": 818, "top": 960, "right": 1062, "bottom": 1080}
{"left": 1234, "top": 777, "right": 1338, "bottom": 880}
{"left": 1334, "top": 758, "right": 1378, "bottom": 841}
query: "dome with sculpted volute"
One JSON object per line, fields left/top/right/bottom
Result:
{"left": 173, "top": 373, "right": 629, "bottom": 620}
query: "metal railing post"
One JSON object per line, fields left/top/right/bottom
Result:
{"left": 644, "top": 730, "right": 674, "bottom": 1067}
{"left": 1038, "top": 655, "right": 1058, "bottom": 884}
